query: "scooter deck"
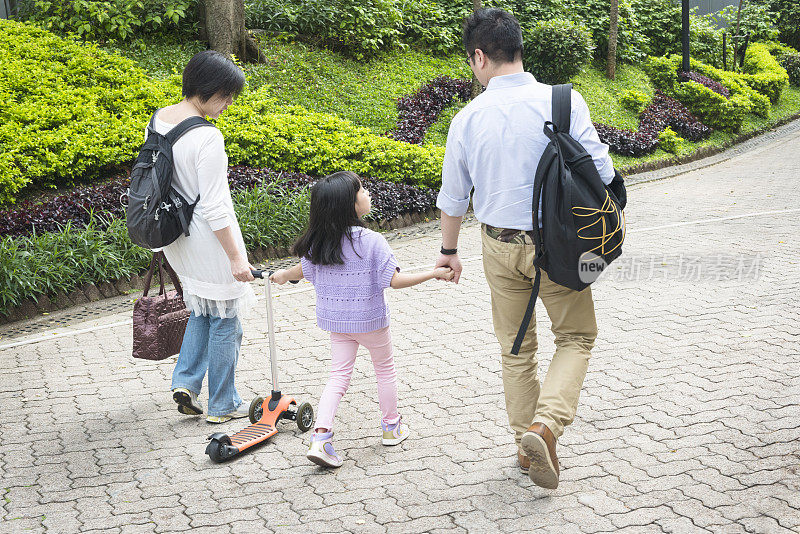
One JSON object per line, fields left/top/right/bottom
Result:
{"left": 229, "top": 421, "right": 279, "bottom": 452}
{"left": 228, "top": 394, "right": 296, "bottom": 453}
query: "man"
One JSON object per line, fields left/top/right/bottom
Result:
{"left": 435, "top": 8, "right": 616, "bottom": 490}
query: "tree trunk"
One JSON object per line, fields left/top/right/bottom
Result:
{"left": 606, "top": 0, "right": 619, "bottom": 80}
{"left": 470, "top": 0, "right": 482, "bottom": 99}
{"left": 201, "top": 0, "right": 265, "bottom": 63}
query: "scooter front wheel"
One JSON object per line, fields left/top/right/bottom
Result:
{"left": 249, "top": 396, "right": 265, "bottom": 424}
{"left": 295, "top": 402, "right": 314, "bottom": 432}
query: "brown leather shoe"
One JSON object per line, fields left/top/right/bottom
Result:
{"left": 518, "top": 451, "right": 530, "bottom": 473}
{"left": 521, "top": 423, "right": 559, "bottom": 489}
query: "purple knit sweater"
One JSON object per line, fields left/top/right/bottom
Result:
{"left": 300, "top": 227, "right": 399, "bottom": 333}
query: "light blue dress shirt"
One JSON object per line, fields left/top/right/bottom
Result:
{"left": 437, "top": 72, "right": 615, "bottom": 231}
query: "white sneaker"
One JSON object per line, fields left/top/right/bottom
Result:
{"left": 172, "top": 388, "right": 203, "bottom": 416}
{"left": 206, "top": 403, "right": 249, "bottom": 424}
{"left": 306, "top": 432, "right": 343, "bottom": 468}
{"left": 381, "top": 420, "right": 410, "bottom": 446}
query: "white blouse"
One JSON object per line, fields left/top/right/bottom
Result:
{"left": 146, "top": 114, "right": 255, "bottom": 318}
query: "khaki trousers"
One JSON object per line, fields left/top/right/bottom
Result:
{"left": 481, "top": 227, "right": 597, "bottom": 450}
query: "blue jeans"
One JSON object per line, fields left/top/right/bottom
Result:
{"left": 171, "top": 312, "right": 244, "bottom": 416}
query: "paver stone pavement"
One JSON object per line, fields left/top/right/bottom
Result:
{"left": 1, "top": 123, "right": 799, "bottom": 533}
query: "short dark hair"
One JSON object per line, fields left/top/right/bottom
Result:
{"left": 463, "top": 8, "right": 523, "bottom": 64}
{"left": 182, "top": 50, "right": 245, "bottom": 102}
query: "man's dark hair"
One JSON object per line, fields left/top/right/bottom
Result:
{"left": 463, "top": 8, "right": 523, "bottom": 64}
{"left": 182, "top": 50, "right": 245, "bottom": 102}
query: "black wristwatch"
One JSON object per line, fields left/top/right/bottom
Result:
{"left": 440, "top": 246, "right": 458, "bottom": 255}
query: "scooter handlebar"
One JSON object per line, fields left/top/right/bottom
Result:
{"left": 251, "top": 269, "right": 299, "bottom": 284}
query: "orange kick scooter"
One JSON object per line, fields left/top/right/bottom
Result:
{"left": 205, "top": 270, "right": 314, "bottom": 463}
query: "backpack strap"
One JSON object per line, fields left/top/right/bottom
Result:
{"left": 552, "top": 83, "right": 572, "bottom": 135}
{"left": 146, "top": 109, "right": 160, "bottom": 137}
{"left": 510, "top": 84, "right": 572, "bottom": 356}
{"left": 165, "top": 116, "right": 214, "bottom": 145}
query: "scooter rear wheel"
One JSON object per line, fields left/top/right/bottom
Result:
{"left": 249, "top": 396, "right": 265, "bottom": 424}
{"left": 207, "top": 436, "right": 232, "bottom": 463}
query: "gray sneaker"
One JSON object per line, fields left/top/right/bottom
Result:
{"left": 206, "top": 403, "right": 249, "bottom": 424}
{"left": 172, "top": 388, "right": 203, "bottom": 416}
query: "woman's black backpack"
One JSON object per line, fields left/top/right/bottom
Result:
{"left": 511, "top": 84, "right": 627, "bottom": 355}
{"left": 125, "top": 111, "right": 214, "bottom": 249}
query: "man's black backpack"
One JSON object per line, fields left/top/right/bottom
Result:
{"left": 125, "top": 111, "right": 214, "bottom": 249}
{"left": 511, "top": 83, "right": 627, "bottom": 355}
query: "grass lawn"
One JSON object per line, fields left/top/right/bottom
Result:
{"left": 106, "top": 37, "right": 470, "bottom": 137}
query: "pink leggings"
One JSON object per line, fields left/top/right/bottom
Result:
{"left": 315, "top": 326, "right": 400, "bottom": 431}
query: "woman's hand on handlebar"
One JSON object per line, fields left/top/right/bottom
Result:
{"left": 230, "top": 255, "right": 255, "bottom": 282}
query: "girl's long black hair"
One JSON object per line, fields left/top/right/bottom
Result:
{"left": 293, "top": 171, "right": 365, "bottom": 266}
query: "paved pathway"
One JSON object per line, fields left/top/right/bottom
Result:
{"left": 1, "top": 126, "right": 799, "bottom": 533}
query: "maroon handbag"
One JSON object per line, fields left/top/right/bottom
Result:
{"left": 132, "top": 252, "right": 190, "bottom": 360}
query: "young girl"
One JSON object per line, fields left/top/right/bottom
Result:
{"left": 270, "top": 171, "right": 453, "bottom": 467}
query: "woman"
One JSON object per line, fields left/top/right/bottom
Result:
{"left": 151, "top": 50, "right": 256, "bottom": 424}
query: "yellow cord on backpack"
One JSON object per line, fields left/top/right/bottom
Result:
{"left": 572, "top": 191, "right": 625, "bottom": 260}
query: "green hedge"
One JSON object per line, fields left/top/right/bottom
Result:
{"left": 740, "top": 42, "right": 789, "bottom": 103}
{"left": 0, "top": 19, "right": 179, "bottom": 204}
{"left": 644, "top": 55, "right": 778, "bottom": 132}
{"left": 217, "top": 87, "right": 445, "bottom": 188}
{"left": 0, "top": 21, "right": 448, "bottom": 204}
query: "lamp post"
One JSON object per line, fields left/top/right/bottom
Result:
{"left": 681, "top": 0, "right": 690, "bottom": 72}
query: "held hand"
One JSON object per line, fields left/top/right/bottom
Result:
{"left": 230, "top": 255, "right": 255, "bottom": 282}
{"left": 269, "top": 269, "right": 289, "bottom": 285}
{"left": 433, "top": 267, "right": 454, "bottom": 281}
{"left": 435, "top": 253, "right": 463, "bottom": 284}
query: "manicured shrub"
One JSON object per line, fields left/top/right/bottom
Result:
{"left": 388, "top": 76, "right": 470, "bottom": 144}
{"left": 522, "top": 18, "right": 594, "bottom": 85}
{"left": 0, "top": 20, "right": 178, "bottom": 204}
{"left": 596, "top": 91, "right": 711, "bottom": 156}
{"left": 216, "top": 87, "right": 446, "bottom": 188}
{"left": 620, "top": 90, "right": 651, "bottom": 114}
{"left": 594, "top": 124, "right": 658, "bottom": 157}
{"left": 16, "top": 0, "right": 198, "bottom": 42}
{"left": 645, "top": 55, "right": 768, "bottom": 131}
{"left": 740, "top": 42, "right": 790, "bottom": 103}
{"left": 678, "top": 71, "right": 730, "bottom": 98}
{"left": 0, "top": 22, "right": 452, "bottom": 203}
{"left": 658, "top": 127, "right": 684, "bottom": 154}
{"left": 640, "top": 92, "right": 712, "bottom": 143}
